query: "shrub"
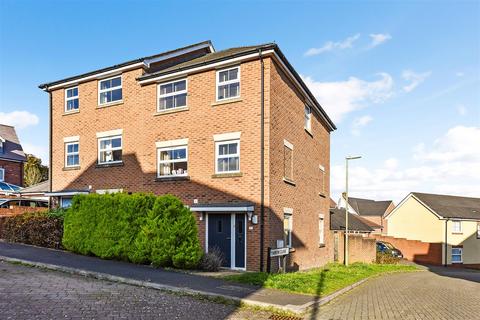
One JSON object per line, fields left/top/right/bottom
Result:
{"left": 2, "top": 211, "right": 63, "bottom": 249}
{"left": 198, "top": 248, "right": 224, "bottom": 272}
{"left": 376, "top": 252, "right": 401, "bottom": 264}
{"left": 63, "top": 193, "right": 202, "bottom": 269}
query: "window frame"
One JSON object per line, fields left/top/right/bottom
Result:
{"left": 304, "top": 105, "right": 312, "bottom": 132}
{"left": 0, "top": 168, "right": 4, "bottom": 182}
{"left": 451, "top": 247, "right": 463, "bottom": 263}
{"left": 283, "top": 140, "right": 294, "bottom": 182}
{"left": 156, "top": 145, "right": 189, "bottom": 178}
{"left": 0, "top": 141, "right": 3, "bottom": 154}
{"left": 157, "top": 78, "right": 188, "bottom": 112}
{"left": 98, "top": 75, "right": 123, "bottom": 106}
{"left": 64, "top": 86, "right": 79, "bottom": 112}
{"left": 452, "top": 220, "right": 462, "bottom": 233}
{"left": 97, "top": 135, "right": 123, "bottom": 165}
{"left": 216, "top": 66, "right": 241, "bottom": 101}
{"left": 215, "top": 139, "right": 240, "bottom": 174}
{"left": 477, "top": 222, "right": 480, "bottom": 239}
{"left": 319, "top": 213, "right": 325, "bottom": 246}
{"left": 283, "top": 211, "right": 293, "bottom": 248}
{"left": 319, "top": 165, "right": 325, "bottom": 195}
{"left": 65, "top": 141, "right": 80, "bottom": 168}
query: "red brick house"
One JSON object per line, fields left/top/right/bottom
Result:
{"left": 0, "top": 124, "right": 26, "bottom": 188}
{"left": 39, "top": 41, "right": 336, "bottom": 271}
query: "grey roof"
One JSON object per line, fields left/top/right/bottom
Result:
{"left": 39, "top": 41, "right": 213, "bottom": 89}
{"left": 348, "top": 197, "right": 393, "bottom": 216}
{"left": 330, "top": 208, "right": 374, "bottom": 232}
{"left": 412, "top": 192, "right": 480, "bottom": 220}
{"left": 0, "top": 124, "right": 26, "bottom": 162}
{"left": 19, "top": 180, "right": 50, "bottom": 194}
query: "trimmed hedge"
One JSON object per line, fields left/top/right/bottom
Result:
{"left": 2, "top": 211, "right": 63, "bottom": 249}
{"left": 63, "top": 193, "right": 202, "bottom": 269}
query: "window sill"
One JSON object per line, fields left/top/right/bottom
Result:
{"left": 211, "top": 98, "right": 242, "bottom": 107}
{"left": 319, "top": 192, "right": 326, "bottom": 198}
{"left": 95, "top": 161, "right": 124, "bottom": 168}
{"left": 452, "top": 232, "right": 463, "bottom": 235}
{"left": 153, "top": 106, "right": 189, "bottom": 116}
{"left": 319, "top": 244, "right": 326, "bottom": 248}
{"left": 212, "top": 172, "right": 243, "bottom": 178}
{"left": 63, "top": 166, "right": 81, "bottom": 171}
{"left": 283, "top": 178, "right": 296, "bottom": 186}
{"left": 155, "top": 176, "right": 190, "bottom": 182}
{"left": 305, "top": 128, "right": 313, "bottom": 137}
{"left": 63, "top": 110, "right": 80, "bottom": 116}
{"left": 97, "top": 100, "right": 124, "bottom": 109}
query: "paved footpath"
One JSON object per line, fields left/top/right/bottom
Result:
{"left": 312, "top": 266, "right": 480, "bottom": 320}
{"left": 0, "top": 261, "right": 274, "bottom": 320}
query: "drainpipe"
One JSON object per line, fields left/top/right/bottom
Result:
{"left": 444, "top": 219, "right": 448, "bottom": 267}
{"left": 258, "top": 49, "right": 265, "bottom": 272}
{"left": 48, "top": 90, "right": 53, "bottom": 208}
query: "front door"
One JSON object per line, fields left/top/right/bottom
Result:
{"left": 234, "top": 214, "right": 246, "bottom": 269}
{"left": 208, "top": 214, "right": 231, "bottom": 267}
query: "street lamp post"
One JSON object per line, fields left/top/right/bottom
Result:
{"left": 345, "top": 155, "right": 361, "bottom": 266}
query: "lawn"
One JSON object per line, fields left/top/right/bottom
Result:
{"left": 222, "top": 263, "right": 419, "bottom": 296}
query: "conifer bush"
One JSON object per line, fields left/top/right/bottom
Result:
{"left": 62, "top": 193, "right": 202, "bottom": 269}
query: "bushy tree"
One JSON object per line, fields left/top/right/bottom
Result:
{"left": 23, "top": 154, "right": 49, "bottom": 187}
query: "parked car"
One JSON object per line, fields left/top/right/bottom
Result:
{"left": 0, "top": 198, "right": 48, "bottom": 209}
{"left": 376, "top": 241, "right": 403, "bottom": 258}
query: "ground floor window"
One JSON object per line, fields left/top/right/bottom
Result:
{"left": 451, "top": 247, "right": 463, "bottom": 263}
{"left": 60, "top": 197, "right": 73, "bottom": 208}
{"left": 318, "top": 213, "right": 325, "bottom": 246}
{"left": 283, "top": 210, "right": 293, "bottom": 248}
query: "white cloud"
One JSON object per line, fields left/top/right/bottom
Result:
{"left": 456, "top": 104, "right": 467, "bottom": 116}
{"left": 302, "top": 73, "right": 394, "bottom": 123}
{"left": 368, "top": 33, "right": 392, "bottom": 48}
{"left": 351, "top": 115, "right": 373, "bottom": 136}
{"left": 402, "top": 70, "right": 431, "bottom": 92}
{"left": 0, "top": 110, "right": 39, "bottom": 129}
{"left": 22, "top": 142, "right": 49, "bottom": 165}
{"left": 331, "top": 126, "right": 480, "bottom": 202}
{"left": 304, "top": 34, "right": 360, "bottom": 56}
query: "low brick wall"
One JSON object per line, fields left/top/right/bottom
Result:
{"left": 0, "top": 207, "right": 46, "bottom": 218}
{"left": 373, "top": 235, "right": 443, "bottom": 265}
{"left": 335, "top": 232, "right": 376, "bottom": 264}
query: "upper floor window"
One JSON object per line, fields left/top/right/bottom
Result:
{"left": 157, "top": 145, "right": 188, "bottom": 178}
{"left": 319, "top": 165, "right": 325, "bottom": 195}
{"left": 215, "top": 139, "right": 240, "bottom": 173}
{"left": 158, "top": 79, "right": 187, "bottom": 112}
{"left": 0, "top": 168, "right": 4, "bottom": 182}
{"left": 283, "top": 140, "right": 294, "bottom": 182}
{"left": 65, "top": 87, "right": 79, "bottom": 112}
{"left": 452, "top": 220, "right": 462, "bottom": 233}
{"left": 319, "top": 213, "right": 325, "bottom": 246}
{"left": 99, "top": 76, "right": 122, "bottom": 105}
{"left": 65, "top": 142, "right": 79, "bottom": 167}
{"left": 98, "top": 135, "right": 122, "bottom": 164}
{"left": 0, "top": 140, "right": 3, "bottom": 154}
{"left": 304, "top": 105, "right": 312, "bottom": 131}
{"left": 217, "top": 67, "right": 240, "bottom": 101}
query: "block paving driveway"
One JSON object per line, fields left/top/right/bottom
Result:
{"left": 0, "top": 260, "right": 479, "bottom": 320}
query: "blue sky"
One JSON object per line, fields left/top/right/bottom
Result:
{"left": 1, "top": 0, "right": 479, "bottom": 201}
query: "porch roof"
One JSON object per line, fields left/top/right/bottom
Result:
{"left": 190, "top": 202, "right": 255, "bottom": 212}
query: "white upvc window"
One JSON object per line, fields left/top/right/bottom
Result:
{"left": 283, "top": 140, "right": 294, "bottom": 181}
{"left": 65, "top": 87, "right": 79, "bottom": 112}
{"left": 65, "top": 142, "right": 80, "bottom": 167}
{"left": 304, "top": 105, "right": 312, "bottom": 131}
{"left": 319, "top": 165, "right": 325, "bottom": 195}
{"left": 216, "top": 66, "right": 240, "bottom": 101}
{"left": 451, "top": 247, "right": 463, "bottom": 263}
{"left": 477, "top": 222, "right": 480, "bottom": 239}
{"left": 319, "top": 213, "right": 325, "bottom": 246}
{"left": 157, "top": 79, "right": 187, "bottom": 112}
{"left": 215, "top": 139, "right": 240, "bottom": 173}
{"left": 283, "top": 209, "right": 293, "bottom": 248}
{"left": 157, "top": 145, "right": 188, "bottom": 178}
{"left": 452, "top": 220, "right": 462, "bottom": 233}
{"left": 98, "top": 76, "right": 122, "bottom": 105}
{"left": 98, "top": 135, "right": 122, "bottom": 164}
{"left": 0, "top": 168, "right": 4, "bottom": 182}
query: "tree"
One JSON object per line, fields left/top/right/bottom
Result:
{"left": 23, "top": 154, "right": 49, "bottom": 187}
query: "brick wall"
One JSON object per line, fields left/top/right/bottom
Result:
{"left": 334, "top": 232, "right": 376, "bottom": 264}
{"left": 0, "top": 159, "right": 23, "bottom": 186}
{"left": 0, "top": 207, "right": 46, "bottom": 218}
{"left": 373, "top": 234, "right": 443, "bottom": 265}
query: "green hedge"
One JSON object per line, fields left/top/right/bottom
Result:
{"left": 2, "top": 211, "right": 63, "bottom": 249}
{"left": 62, "top": 193, "right": 202, "bottom": 269}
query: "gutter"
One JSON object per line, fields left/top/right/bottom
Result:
{"left": 259, "top": 48, "right": 265, "bottom": 272}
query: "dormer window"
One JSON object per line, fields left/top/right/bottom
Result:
{"left": 0, "top": 140, "right": 3, "bottom": 154}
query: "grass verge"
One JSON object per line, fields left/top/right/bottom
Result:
{"left": 222, "top": 262, "right": 419, "bottom": 296}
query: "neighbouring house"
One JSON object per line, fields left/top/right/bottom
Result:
{"left": 38, "top": 41, "right": 336, "bottom": 271}
{"left": 338, "top": 196, "right": 394, "bottom": 234}
{"left": 330, "top": 208, "right": 376, "bottom": 263}
{"left": 0, "top": 124, "right": 26, "bottom": 188}
{"left": 385, "top": 192, "right": 480, "bottom": 267}
{"left": 16, "top": 180, "right": 50, "bottom": 201}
